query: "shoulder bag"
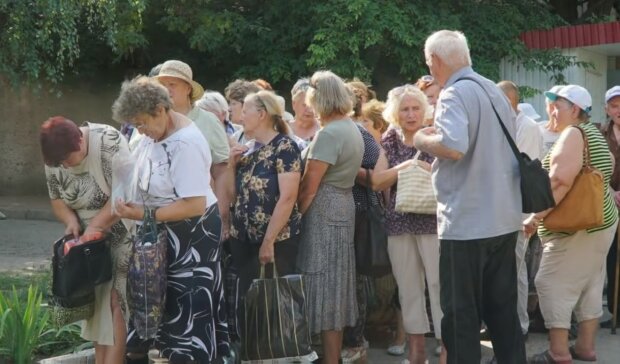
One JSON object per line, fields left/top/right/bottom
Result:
{"left": 354, "top": 169, "right": 391, "bottom": 277}
{"left": 456, "top": 76, "right": 555, "bottom": 213}
{"left": 543, "top": 126, "right": 604, "bottom": 232}
{"left": 395, "top": 151, "right": 437, "bottom": 215}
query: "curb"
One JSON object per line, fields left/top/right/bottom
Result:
{"left": 0, "top": 207, "right": 56, "bottom": 222}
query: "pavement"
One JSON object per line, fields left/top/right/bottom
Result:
{"left": 1, "top": 195, "right": 619, "bottom": 363}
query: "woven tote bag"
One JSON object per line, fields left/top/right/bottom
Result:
{"left": 395, "top": 151, "right": 437, "bottom": 215}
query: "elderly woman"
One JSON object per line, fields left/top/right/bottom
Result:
{"left": 290, "top": 78, "right": 321, "bottom": 142}
{"left": 226, "top": 90, "right": 302, "bottom": 338}
{"left": 112, "top": 77, "right": 229, "bottom": 363}
{"left": 196, "top": 90, "right": 240, "bottom": 136}
{"left": 371, "top": 85, "right": 445, "bottom": 364}
{"left": 40, "top": 117, "right": 131, "bottom": 364}
{"left": 524, "top": 85, "right": 618, "bottom": 363}
{"left": 361, "top": 99, "right": 389, "bottom": 144}
{"left": 297, "top": 70, "right": 364, "bottom": 364}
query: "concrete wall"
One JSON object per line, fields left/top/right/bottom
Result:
{"left": 0, "top": 77, "right": 122, "bottom": 196}
{"left": 500, "top": 48, "right": 609, "bottom": 124}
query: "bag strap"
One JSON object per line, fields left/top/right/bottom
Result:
{"left": 572, "top": 125, "right": 593, "bottom": 169}
{"left": 259, "top": 261, "right": 279, "bottom": 278}
{"left": 455, "top": 77, "right": 523, "bottom": 164}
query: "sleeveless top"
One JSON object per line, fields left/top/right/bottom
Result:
{"left": 538, "top": 121, "right": 618, "bottom": 237}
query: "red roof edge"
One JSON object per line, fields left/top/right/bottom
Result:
{"left": 520, "top": 21, "right": 620, "bottom": 50}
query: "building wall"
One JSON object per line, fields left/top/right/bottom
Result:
{"left": 500, "top": 48, "right": 608, "bottom": 123}
{"left": 0, "top": 78, "right": 122, "bottom": 196}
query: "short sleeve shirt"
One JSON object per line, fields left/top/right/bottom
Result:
{"left": 352, "top": 124, "right": 381, "bottom": 210}
{"left": 432, "top": 67, "right": 521, "bottom": 240}
{"left": 188, "top": 106, "right": 230, "bottom": 164}
{"left": 307, "top": 119, "right": 364, "bottom": 189}
{"left": 381, "top": 128, "right": 437, "bottom": 236}
{"left": 133, "top": 123, "right": 217, "bottom": 209}
{"left": 230, "top": 134, "right": 302, "bottom": 244}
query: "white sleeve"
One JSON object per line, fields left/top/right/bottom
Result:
{"left": 169, "top": 136, "right": 211, "bottom": 199}
{"left": 516, "top": 115, "right": 544, "bottom": 160}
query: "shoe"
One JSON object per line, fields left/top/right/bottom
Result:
{"left": 387, "top": 342, "right": 406, "bottom": 356}
{"left": 569, "top": 345, "right": 597, "bottom": 362}
{"left": 341, "top": 347, "right": 366, "bottom": 363}
{"left": 527, "top": 350, "right": 572, "bottom": 364}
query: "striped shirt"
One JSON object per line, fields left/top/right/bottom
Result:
{"left": 539, "top": 121, "right": 618, "bottom": 237}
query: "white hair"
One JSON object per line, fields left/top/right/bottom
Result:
{"left": 424, "top": 30, "right": 471, "bottom": 69}
{"left": 196, "top": 91, "right": 229, "bottom": 119}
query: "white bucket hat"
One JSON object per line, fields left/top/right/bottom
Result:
{"left": 517, "top": 103, "right": 541, "bottom": 121}
{"left": 544, "top": 84, "right": 592, "bottom": 115}
{"left": 155, "top": 60, "right": 205, "bottom": 102}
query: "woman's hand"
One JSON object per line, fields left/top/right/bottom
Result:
{"left": 114, "top": 198, "right": 144, "bottom": 221}
{"left": 64, "top": 219, "right": 81, "bottom": 239}
{"left": 228, "top": 144, "right": 249, "bottom": 167}
{"left": 415, "top": 160, "right": 432, "bottom": 172}
{"left": 259, "top": 241, "right": 275, "bottom": 265}
{"left": 395, "top": 159, "right": 415, "bottom": 170}
{"left": 523, "top": 214, "right": 540, "bottom": 236}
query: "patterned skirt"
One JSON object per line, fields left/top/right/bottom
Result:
{"left": 297, "top": 183, "right": 358, "bottom": 334}
{"left": 127, "top": 204, "right": 230, "bottom": 363}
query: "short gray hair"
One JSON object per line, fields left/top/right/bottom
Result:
{"left": 112, "top": 76, "right": 173, "bottom": 122}
{"left": 196, "top": 91, "right": 229, "bottom": 119}
{"left": 424, "top": 30, "right": 471, "bottom": 70}
{"left": 291, "top": 78, "right": 311, "bottom": 100}
{"left": 305, "top": 70, "right": 353, "bottom": 118}
{"left": 383, "top": 85, "right": 429, "bottom": 127}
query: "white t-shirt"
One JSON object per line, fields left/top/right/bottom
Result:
{"left": 133, "top": 123, "right": 217, "bottom": 209}
{"left": 516, "top": 112, "right": 543, "bottom": 160}
{"left": 538, "top": 121, "right": 561, "bottom": 158}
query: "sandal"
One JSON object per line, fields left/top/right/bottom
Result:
{"left": 341, "top": 346, "right": 366, "bottom": 363}
{"left": 569, "top": 345, "right": 597, "bottom": 362}
{"left": 528, "top": 350, "right": 573, "bottom": 364}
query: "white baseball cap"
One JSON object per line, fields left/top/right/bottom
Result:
{"left": 544, "top": 84, "right": 592, "bottom": 115}
{"left": 517, "top": 103, "right": 541, "bottom": 120}
{"left": 605, "top": 86, "right": 620, "bottom": 103}
{"left": 544, "top": 85, "right": 564, "bottom": 101}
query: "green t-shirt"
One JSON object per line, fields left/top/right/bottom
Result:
{"left": 307, "top": 119, "right": 364, "bottom": 189}
{"left": 188, "top": 106, "right": 230, "bottom": 164}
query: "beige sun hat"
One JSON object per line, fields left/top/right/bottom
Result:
{"left": 155, "top": 60, "right": 205, "bottom": 102}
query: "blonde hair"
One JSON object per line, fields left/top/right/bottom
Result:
{"left": 382, "top": 85, "right": 429, "bottom": 126}
{"left": 362, "top": 99, "right": 389, "bottom": 134}
{"left": 424, "top": 30, "right": 471, "bottom": 70}
{"left": 306, "top": 70, "right": 353, "bottom": 118}
{"left": 245, "top": 90, "right": 290, "bottom": 135}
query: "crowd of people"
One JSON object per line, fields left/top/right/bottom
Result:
{"left": 38, "top": 28, "right": 620, "bottom": 364}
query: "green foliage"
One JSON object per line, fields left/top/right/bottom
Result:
{"left": 0, "top": 0, "right": 147, "bottom": 86}
{"left": 0, "top": 286, "right": 49, "bottom": 364}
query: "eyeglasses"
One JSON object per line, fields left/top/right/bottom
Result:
{"left": 420, "top": 75, "right": 434, "bottom": 82}
{"left": 391, "top": 84, "right": 417, "bottom": 97}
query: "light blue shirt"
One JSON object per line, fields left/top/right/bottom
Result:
{"left": 432, "top": 67, "right": 521, "bottom": 240}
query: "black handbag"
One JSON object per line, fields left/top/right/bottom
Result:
{"left": 51, "top": 234, "right": 113, "bottom": 298}
{"left": 242, "top": 263, "right": 317, "bottom": 362}
{"left": 457, "top": 77, "right": 555, "bottom": 213}
{"left": 354, "top": 169, "right": 391, "bottom": 278}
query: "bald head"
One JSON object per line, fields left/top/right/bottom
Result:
{"left": 498, "top": 80, "right": 519, "bottom": 112}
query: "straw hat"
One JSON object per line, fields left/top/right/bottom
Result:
{"left": 155, "top": 60, "right": 204, "bottom": 102}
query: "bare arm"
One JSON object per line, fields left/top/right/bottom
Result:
{"left": 211, "top": 162, "right": 232, "bottom": 239}
{"left": 259, "top": 172, "right": 301, "bottom": 264}
{"left": 298, "top": 159, "right": 329, "bottom": 214}
{"left": 50, "top": 199, "right": 81, "bottom": 238}
{"left": 85, "top": 198, "right": 121, "bottom": 235}
{"left": 355, "top": 149, "right": 389, "bottom": 188}
{"left": 414, "top": 126, "right": 464, "bottom": 161}
{"left": 115, "top": 196, "right": 206, "bottom": 222}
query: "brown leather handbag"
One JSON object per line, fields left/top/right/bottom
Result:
{"left": 543, "top": 126, "right": 604, "bottom": 232}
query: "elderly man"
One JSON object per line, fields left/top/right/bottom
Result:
{"left": 601, "top": 85, "right": 620, "bottom": 326}
{"left": 414, "top": 30, "right": 525, "bottom": 363}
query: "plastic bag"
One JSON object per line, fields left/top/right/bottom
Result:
{"left": 111, "top": 151, "right": 139, "bottom": 215}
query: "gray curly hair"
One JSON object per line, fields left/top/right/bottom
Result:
{"left": 112, "top": 76, "right": 173, "bottom": 122}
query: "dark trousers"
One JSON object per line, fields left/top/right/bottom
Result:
{"left": 606, "top": 227, "right": 619, "bottom": 312}
{"left": 440, "top": 231, "right": 525, "bottom": 364}
{"left": 229, "top": 235, "right": 298, "bottom": 338}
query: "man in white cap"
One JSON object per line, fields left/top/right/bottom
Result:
{"left": 539, "top": 85, "right": 565, "bottom": 157}
{"left": 498, "top": 80, "right": 543, "bottom": 343}
{"left": 600, "top": 85, "right": 620, "bottom": 326}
